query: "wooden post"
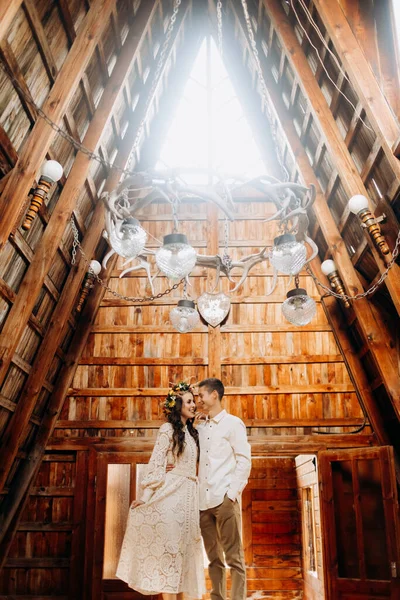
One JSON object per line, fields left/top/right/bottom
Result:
{"left": 0, "top": 0, "right": 158, "bottom": 392}
{"left": 0, "top": 0, "right": 116, "bottom": 250}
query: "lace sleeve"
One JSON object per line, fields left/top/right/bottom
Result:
{"left": 140, "top": 423, "right": 173, "bottom": 502}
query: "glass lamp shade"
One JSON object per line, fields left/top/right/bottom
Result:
{"left": 109, "top": 218, "right": 147, "bottom": 259}
{"left": 321, "top": 259, "right": 337, "bottom": 276}
{"left": 156, "top": 233, "right": 197, "bottom": 280}
{"left": 169, "top": 299, "right": 200, "bottom": 333}
{"left": 89, "top": 260, "right": 101, "bottom": 275}
{"left": 270, "top": 234, "right": 307, "bottom": 275}
{"left": 282, "top": 288, "right": 316, "bottom": 326}
{"left": 348, "top": 194, "right": 369, "bottom": 214}
{"left": 40, "top": 160, "right": 63, "bottom": 182}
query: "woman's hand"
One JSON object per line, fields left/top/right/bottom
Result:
{"left": 131, "top": 499, "right": 144, "bottom": 509}
{"left": 194, "top": 412, "right": 207, "bottom": 426}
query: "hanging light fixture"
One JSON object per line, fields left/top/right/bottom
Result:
{"left": 109, "top": 217, "right": 147, "bottom": 259}
{"left": 282, "top": 286, "right": 316, "bottom": 326}
{"left": 169, "top": 299, "right": 200, "bottom": 333}
{"left": 23, "top": 160, "right": 63, "bottom": 230}
{"left": 156, "top": 233, "right": 197, "bottom": 280}
{"left": 197, "top": 292, "right": 231, "bottom": 327}
{"left": 270, "top": 233, "right": 307, "bottom": 275}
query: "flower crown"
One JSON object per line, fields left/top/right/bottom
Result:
{"left": 163, "top": 381, "right": 193, "bottom": 414}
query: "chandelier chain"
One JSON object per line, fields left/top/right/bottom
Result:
{"left": 307, "top": 227, "right": 400, "bottom": 301}
{"left": 70, "top": 218, "right": 184, "bottom": 302}
{"left": 239, "top": 0, "right": 289, "bottom": 181}
{"left": 0, "top": 0, "right": 182, "bottom": 179}
{"left": 217, "top": 0, "right": 224, "bottom": 57}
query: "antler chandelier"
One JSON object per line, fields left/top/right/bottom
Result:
{"left": 99, "top": 169, "right": 319, "bottom": 330}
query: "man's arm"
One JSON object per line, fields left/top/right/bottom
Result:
{"left": 227, "top": 419, "right": 251, "bottom": 501}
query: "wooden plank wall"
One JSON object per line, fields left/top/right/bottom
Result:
{"left": 295, "top": 455, "right": 324, "bottom": 600}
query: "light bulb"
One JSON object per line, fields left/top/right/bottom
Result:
{"left": 270, "top": 234, "right": 307, "bottom": 275}
{"left": 321, "top": 259, "right": 337, "bottom": 276}
{"left": 348, "top": 194, "right": 369, "bottom": 214}
{"left": 156, "top": 233, "right": 197, "bottom": 280}
{"left": 282, "top": 288, "right": 316, "bottom": 326}
{"left": 109, "top": 218, "right": 147, "bottom": 259}
{"left": 169, "top": 299, "right": 200, "bottom": 333}
{"left": 89, "top": 260, "right": 101, "bottom": 275}
{"left": 40, "top": 160, "right": 63, "bottom": 182}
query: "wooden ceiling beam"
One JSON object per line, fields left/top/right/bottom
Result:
{"left": 261, "top": 0, "right": 400, "bottom": 315}
{"left": 312, "top": 0, "right": 400, "bottom": 152}
{"left": 0, "top": 0, "right": 159, "bottom": 395}
{"left": 0, "top": 0, "right": 161, "bottom": 493}
{"left": 0, "top": 1, "right": 191, "bottom": 541}
{"left": 0, "top": 0, "right": 117, "bottom": 251}
{"left": 0, "top": 1, "right": 23, "bottom": 44}
{"left": 228, "top": 0, "right": 400, "bottom": 417}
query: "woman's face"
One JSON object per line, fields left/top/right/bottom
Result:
{"left": 180, "top": 392, "right": 196, "bottom": 422}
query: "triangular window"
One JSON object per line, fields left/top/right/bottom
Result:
{"left": 155, "top": 35, "right": 268, "bottom": 184}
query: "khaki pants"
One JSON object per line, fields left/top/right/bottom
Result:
{"left": 200, "top": 494, "right": 246, "bottom": 600}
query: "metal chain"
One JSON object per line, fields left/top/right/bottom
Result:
{"left": 0, "top": 0, "right": 182, "bottom": 179}
{"left": 221, "top": 217, "right": 232, "bottom": 271}
{"left": 306, "top": 228, "right": 400, "bottom": 301}
{"left": 217, "top": 0, "right": 223, "bottom": 57}
{"left": 239, "top": 0, "right": 289, "bottom": 181}
{"left": 70, "top": 218, "right": 184, "bottom": 302}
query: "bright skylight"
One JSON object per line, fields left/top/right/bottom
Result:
{"left": 155, "top": 36, "right": 270, "bottom": 185}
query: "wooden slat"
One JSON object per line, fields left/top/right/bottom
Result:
{"left": 0, "top": 0, "right": 23, "bottom": 43}
{"left": 77, "top": 354, "right": 342, "bottom": 365}
{"left": 0, "top": 0, "right": 117, "bottom": 249}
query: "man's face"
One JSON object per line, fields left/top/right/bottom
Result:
{"left": 197, "top": 386, "right": 217, "bottom": 411}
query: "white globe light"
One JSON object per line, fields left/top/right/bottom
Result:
{"left": 41, "top": 160, "right": 63, "bottom": 182}
{"left": 270, "top": 234, "right": 307, "bottom": 275}
{"left": 282, "top": 288, "right": 316, "bottom": 326}
{"left": 169, "top": 299, "right": 200, "bottom": 333}
{"left": 321, "top": 259, "right": 337, "bottom": 276}
{"left": 156, "top": 233, "right": 197, "bottom": 280}
{"left": 348, "top": 194, "right": 369, "bottom": 214}
{"left": 89, "top": 260, "right": 101, "bottom": 275}
{"left": 109, "top": 218, "right": 147, "bottom": 259}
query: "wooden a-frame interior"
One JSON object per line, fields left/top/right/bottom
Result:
{"left": 0, "top": 1, "right": 399, "bottom": 598}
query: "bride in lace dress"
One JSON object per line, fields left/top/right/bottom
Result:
{"left": 116, "top": 383, "right": 206, "bottom": 600}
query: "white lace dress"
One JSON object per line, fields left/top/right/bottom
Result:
{"left": 116, "top": 422, "right": 206, "bottom": 598}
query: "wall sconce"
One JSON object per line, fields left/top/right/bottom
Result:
{"left": 76, "top": 260, "right": 101, "bottom": 313}
{"left": 321, "top": 260, "right": 351, "bottom": 308}
{"left": 22, "top": 160, "right": 63, "bottom": 230}
{"left": 348, "top": 194, "right": 390, "bottom": 261}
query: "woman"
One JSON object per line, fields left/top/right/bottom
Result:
{"left": 116, "top": 382, "right": 206, "bottom": 600}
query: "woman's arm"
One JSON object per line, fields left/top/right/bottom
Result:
{"left": 138, "top": 423, "right": 172, "bottom": 503}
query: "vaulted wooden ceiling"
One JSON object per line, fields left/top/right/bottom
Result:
{"left": 0, "top": 0, "right": 399, "bottom": 575}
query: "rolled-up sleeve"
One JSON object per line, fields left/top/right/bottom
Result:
{"left": 140, "top": 423, "right": 172, "bottom": 503}
{"left": 227, "top": 420, "right": 251, "bottom": 501}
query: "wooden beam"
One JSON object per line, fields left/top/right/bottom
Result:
{"left": 78, "top": 354, "right": 342, "bottom": 365}
{"left": 0, "top": 0, "right": 158, "bottom": 392}
{"left": 0, "top": 0, "right": 23, "bottom": 43}
{"left": 228, "top": 1, "right": 400, "bottom": 411}
{"left": 313, "top": 0, "right": 400, "bottom": 151}
{"left": 0, "top": 0, "right": 191, "bottom": 538}
{"left": 262, "top": 0, "right": 400, "bottom": 315}
{"left": 0, "top": 0, "right": 117, "bottom": 249}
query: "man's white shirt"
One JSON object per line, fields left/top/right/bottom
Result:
{"left": 197, "top": 409, "right": 251, "bottom": 510}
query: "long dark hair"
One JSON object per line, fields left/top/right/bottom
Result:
{"left": 164, "top": 392, "right": 199, "bottom": 458}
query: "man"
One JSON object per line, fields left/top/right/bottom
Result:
{"left": 196, "top": 377, "right": 251, "bottom": 600}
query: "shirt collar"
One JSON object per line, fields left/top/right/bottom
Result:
{"left": 209, "top": 409, "right": 226, "bottom": 423}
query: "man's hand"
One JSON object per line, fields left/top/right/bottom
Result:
{"left": 131, "top": 500, "right": 144, "bottom": 509}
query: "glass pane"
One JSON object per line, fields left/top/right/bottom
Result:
{"left": 303, "top": 487, "right": 316, "bottom": 572}
{"left": 332, "top": 461, "right": 360, "bottom": 578}
{"left": 357, "top": 459, "right": 390, "bottom": 580}
{"left": 103, "top": 464, "right": 131, "bottom": 579}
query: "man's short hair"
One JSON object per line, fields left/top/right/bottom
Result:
{"left": 198, "top": 377, "right": 224, "bottom": 401}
